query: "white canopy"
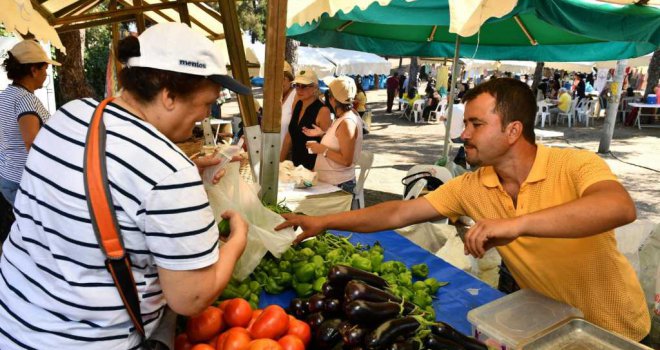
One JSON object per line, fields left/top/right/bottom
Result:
{"left": 294, "top": 46, "right": 337, "bottom": 78}
{"left": 316, "top": 47, "right": 392, "bottom": 76}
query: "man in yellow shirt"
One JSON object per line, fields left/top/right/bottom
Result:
{"left": 549, "top": 87, "right": 571, "bottom": 120}
{"left": 277, "top": 78, "right": 650, "bottom": 343}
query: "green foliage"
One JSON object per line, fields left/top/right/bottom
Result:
{"left": 84, "top": 25, "right": 112, "bottom": 99}
{"left": 237, "top": 0, "right": 266, "bottom": 43}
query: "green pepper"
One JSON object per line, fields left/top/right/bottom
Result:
{"left": 398, "top": 271, "right": 413, "bottom": 286}
{"left": 312, "top": 277, "right": 327, "bottom": 292}
{"left": 413, "top": 281, "right": 428, "bottom": 291}
{"left": 254, "top": 271, "right": 268, "bottom": 284}
{"left": 399, "top": 286, "right": 414, "bottom": 301}
{"left": 278, "top": 260, "right": 292, "bottom": 272}
{"left": 292, "top": 279, "right": 314, "bottom": 297}
{"left": 217, "top": 218, "right": 231, "bottom": 238}
{"left": 294, "top": 264, "right": 316, "bottom": 283}
{"left": 282, "top": 248, "right": 296, "bottom": 261}
{"left": 220, "top": 284, "right": 242, "bottom": 299}
{"left": 424, "top": 278, "right": 449, "bottom": 294}
{"left": 249, "top": 280, "right": 262, "bottom": 294}
{"left": 248, "top": 293, "right": 260, "bottom": 309}
{"left": 315, "top": 241, "right": 329, "bottom": 255}
{"left": 370, "top": 242, "right": 384, "bottom": 255}
{"left": 315, "top": 266, "right": 328, "bottom": 279}
{"left": 311, "top": 255, "right": 325, "bottom": 268}
{"left": 300, "top": 239, "right": 317, "bottom": 250}
{"left": 292, "top": 259, "right": 308, "bottom": 270}
{"left": 264, "top": 278, "right": 285, "bottom": 294}
{"left": 275, "top": 271, "right": 292, "bottom": 286}
{"left": 382, "top": 273, "right": 398, "bottom": 286}
{"left": 299, "top": 248, "right": 315, "bottom": 258}
{"left": 237, "top": 283, "right": 251, "bottom": 298}
{"left": 268, "top": 267, "right": 280, "bottom": 277}
{"left": 326, "top": 248, "right": 344, "bottom": 262}
{"left": 411, "top": 263, "right": 429, "bottom": 278}
{"left": 350, "top": 255, "right": 372, "bottom": 272}
{"left": 370, "top": 253, "right": 384, "bottom": 273}
{"left": 413, "top": 289, "right": 433, "bottom": 308}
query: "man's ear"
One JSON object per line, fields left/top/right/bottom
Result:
{"left": 160, "top": 88, "right": 176, "bottom": 111}
{"left": 507, "top": 120, "right": 523, "bottom": 143}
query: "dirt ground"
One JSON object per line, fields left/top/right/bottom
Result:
{"left": 223, "top": 86, "right": 660, "bottom": 223}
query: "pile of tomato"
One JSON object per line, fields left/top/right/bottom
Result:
{"left": 176, "top": 298, "right": 310, "bottom": 350}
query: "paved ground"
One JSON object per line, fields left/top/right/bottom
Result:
{"left": 224, "top": 86, "right": 659, "bottom": 223}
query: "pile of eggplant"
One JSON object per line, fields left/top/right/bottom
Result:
{"left": 288, "top": 265, "right": 487, "bottom": 350}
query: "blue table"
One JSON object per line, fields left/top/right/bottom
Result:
{"left": 259, "top": 230, "right": 503, "bottom": 335}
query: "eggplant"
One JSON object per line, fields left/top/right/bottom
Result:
{"left": 344, "top": 300, "right": 405, "bottom": 325}
{"left": 324, "top": 298, "right": 343, "bottom": 315}
{"left": 315, "top": 318, "right": 343, "bottom": 349}
{"left": 424, "top": 334, "right": 466, "bottom": 350}
{"left": 430, "top": 322, "right": 487, "bottom": 350}
{"left": 364, "top": 316, "right": 420, "bottom": 350}
{"left": 289, "top": 298, "right": 309, "bottom": 319}
{"left": 307, "top": 312, "right": 326, "bottom": 331}
{"left": 322, "top": 281, "right": 341, "bottom": 298}
{"left": 338, "top": 321, "right": 371, "bottom": 346}
{"left": 344, "top": 281, "right": 416, "bottom": 313}
{"left": 309, "top": 293, "right": 327, "bottom": 313}
{"left": 387, "top": 339, "right": 422, "bottom": 350}
{"left": 328, "top": 265, "right": 389, "bottom": 290}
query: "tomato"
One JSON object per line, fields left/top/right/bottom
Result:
{"left": 277, "top": 335, "right": 304, "bottom": 350}
{"left": 247, "top": 339, "right": 283, "bottom": 350}
{"left": 249, "top": 305, "right": 289, "bottom": 339}
{"left": 285, "top": 316, "right": 311, "bottom": 345}
{"left": 224, "top": 298, "right": 253, "bottom": 328}
{"left": 208, "top": 334, "right": 219, "bottom": 348}
{"left": 191, "top": 344, "right": 216, "bottom": 350}
{"left": 247, "top": 309, "right": 263, "bottom": 329}
{"left": 217, "top": 327, "right": 252, "bottom": 350}
{"left": 215, "top": 332, "right": 229, "bottom": 350}
{"left": 175, "top": 333, "right": 194, "bottom": 350}
{"left": 187, "top": 306, "right": 225, "bottom": 342}
{"left": 218, "top": 300, "right": 231, "bottom": 311}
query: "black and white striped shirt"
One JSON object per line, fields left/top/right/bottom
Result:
{"left": 0, "top": 84, "right": 50, "bottom": 183}
{"left": 0, "top": 98, "right": 219, "bottom": 349}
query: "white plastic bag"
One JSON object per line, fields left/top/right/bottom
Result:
{"left": 205, "top": 162, "right": 296, "bottom": 280}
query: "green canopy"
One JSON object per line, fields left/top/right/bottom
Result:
{"left": 287, "top": 0, "right": 659, "bottom": 61}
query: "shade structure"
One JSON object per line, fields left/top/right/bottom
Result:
{"left": 0, "top": 0, "right": 64, "bottom": 53}
{"left": 287, "top": 0, "right": 659, "bottom": 62}
{"left": 316, "top": 47, "right": 391, "bottom": 76}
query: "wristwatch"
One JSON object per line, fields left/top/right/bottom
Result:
{"left": 322, "top": 148, "right": 329, "bottom": 158}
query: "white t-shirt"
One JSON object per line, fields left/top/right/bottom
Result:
{"left": 0, "top": 84, "right": 50, "bottom": 183}
{"left": 0, "top": 98, "right": 219, "bottom": 349}
{"left": 280, "top": 90, "right": 296, "bottom": 147}
{"left": 314, "top": 111, "right": 363, "bottom": 185}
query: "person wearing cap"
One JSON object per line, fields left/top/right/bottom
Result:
{"left": 303, "top": 76, "right": 363, "bottom": 193}
{"left": 0, "top": 40, "right": 60, "bottom": 206}
{"left": 0, "top": 23, "right": 251, "bottom": 349}
{"left": 280, "top": 61, "right": 297, "bottom": 149}
{"left": 280, "top": 69, "right": 331, "bottom": 170}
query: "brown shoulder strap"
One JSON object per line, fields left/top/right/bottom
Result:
{"left": 83, "top": 97, "right": 145, "bottom": 337}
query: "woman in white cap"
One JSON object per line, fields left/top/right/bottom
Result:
{"left": 304, "top": 76, "right": 363, "bottom": 193}
{"left": 0, "top": 40, "right": 60, "bottom": 205}
{"left": 0, "top": 23, "right": 250, "bottom": 349}
{"left": 280, "top": 69, "right": 331, "bottom": 170}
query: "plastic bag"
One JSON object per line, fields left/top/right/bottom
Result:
{"left": 205, "top": 162, "right": 296, "bottom": 280}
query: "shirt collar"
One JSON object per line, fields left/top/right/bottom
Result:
{"left": 480, "top": 144, "right": 549, "bottom": 188}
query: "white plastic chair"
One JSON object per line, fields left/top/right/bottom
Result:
{"left": 535, "top": 103, "right": 551, "bottom": 128}
{"left": 352, "top": 151, "right": 374, "bottom": 210}
{"left": 402, "top": 164, "right": 453, "bottom": 200}
{"left": 428, "top": 98, "right": 447, "bottom": 123}
{"left": 398, "top": 98, "right": 410, "bottom": 119}
{"left": 576, "top": 99, "right": 596, "bottom": 126}
{"left": 557, "top": 99, "right": 578, "bottom": 128}
{"left": 411, "top": 100, "right": 425, "bottom": 123}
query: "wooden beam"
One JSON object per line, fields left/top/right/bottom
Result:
{"left": 177, "top": 0, "right": 191, "bottom": 25}
{"left": 54, "top": 0, "right": 100, "bottom": 18}
{"left": 427, "top": 25, "right": 437, "bottom": 42}
{"left": 57, "top": 14, "right": 135, "bottom": 32}
{"left": 134, "top": 0, "right": 146, "bottom": 32}
{"left": 193, "top": 2, "right": 223, "bottom": 24}
{"left": 156, "top": 0, "right": 218, "bottom": 37}
{"left": 53, "top": 2, "right": 179, "bottom": 26}
{"left": 111, "top": 0, "right": 123, "bottom": 89}
{"left": 217, "top": 0, "right": 258, "bottom": 126}
{"left": 336, "top": 20, "right": 353, "bottom": 32}
{"left": 514, "top": 15, "right": 538, "bottom": 46}
{"left": 30, "top": 0, "right": 54, "bottom": 23}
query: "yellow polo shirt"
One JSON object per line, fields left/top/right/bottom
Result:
{"left": 557, "top": 93, "right": 572, "bottom": 112}
{"left": 425, "top": 145, "right": 650, "bottom": 341}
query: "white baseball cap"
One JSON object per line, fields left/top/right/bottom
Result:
{"left": 126, "top": 23, "right": 251, "bottom": 95}
{"left": 328, "top": 76, "right": 357, "bottom": 104}
{"left": 10, "top": 40, "right": 60, "bottom": 66}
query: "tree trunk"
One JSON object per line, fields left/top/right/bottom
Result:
{"left": 643, "top": 49, "right": 659, "bottom": 99}
{"left": 56, "top": 30, "right": 96, "bottom": 104}
{"left": 530, "top": 62, "right": 545, "bottom": 92}
{"left": 285, "top": 38, "right": 298, "bottom": 66}
{"left": 408, "top": 56, "right": 419, "bottom": 91}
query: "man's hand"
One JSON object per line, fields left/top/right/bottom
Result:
{"left": 464, "top": 218, "right": 522, "bottom": 258}
{"left": 275, "top": 213, "right": 325, "bottom": 244}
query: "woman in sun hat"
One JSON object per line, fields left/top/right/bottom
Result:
{"left": 279, "top": 69, "right": 332, "bottom": 170}
{"left": 303, "top": 76, "right": 363, "bottom": 193}
{"left": 0, "top": 23, "right": 251, "bottom": 349}
{"left": 0, "top": 40, "right": 60, "bottom": 205}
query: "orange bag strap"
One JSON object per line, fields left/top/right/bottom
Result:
{"left": 83, "top": 97, "right": 145, "bottom": 337}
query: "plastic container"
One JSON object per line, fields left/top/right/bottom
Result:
{"left": 467, "top": 289, "right": 583, "bottom": 349}
{"left": 646, "top": 94, "right": 657, "bottom": 104}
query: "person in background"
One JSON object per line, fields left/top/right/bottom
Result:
{"left": 280, "top": 61, "right": 296, "bottom": 149}
{"left": 398, "top": 72, "right": 407, "bottom": 110}
{"left": 280, "top": 69, "right": 332, "bottom": 170}
{"left": 403, "top": 87, "right": 422, "bottom": 115}
{"left": 354, "top": 78, "right": 369, "bottom": 135}
{"left": 303, "top": 76, "right": 363, "bottom": 194}
{"left": 0, "top": 40, "right": 60, "bottom": 206}
{"left": 422, "top": 83, "right": 441, "bottom": 122}
{"left": 574, "top": 73, "right": 586, "bottom": 101}
{"left": 0, "top": 23, "right": 250, "bottom": 349}
{"left": 278, "top": 78, "right": 650, "bottom": 345}
{"left": 549, "top": 88, "right": 572, "bottom": 120}
{"left": 385, "top": 72, "right": 399, "bottom": 113}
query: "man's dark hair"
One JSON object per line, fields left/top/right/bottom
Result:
{"left": 462, "top": 78, "right": 536, "bottom": 144}
{"left": 116, "top": 35, "right": 213, "bottom": 103}
{"left": 2, "top": 52, "right": 47, "bottom": 81}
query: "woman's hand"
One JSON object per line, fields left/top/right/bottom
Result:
{"left": 220, "top": 210, "right": 248, "bottom": 249}
{"left": 191, "top": 152, "right": 242, "bottom": 184}
{"left": 305, "top": 141, "right": 326, "bottom": 155}
{"left": 302, "top": 124, "right": 325, "bottom": 137}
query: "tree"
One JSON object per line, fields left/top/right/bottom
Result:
{"left": 236, "top": 0, "right": 266, "bottom": 43}
{"left": 530, "top": 62, "right": 545, "bottom": 93}
{"left": 643, "top": 49, "right": 659, "bottom": 98}
{"left": 55, "top": 30, "right": 96, "bottom": 105}
{"left": 285, "top": 38, "right": 298, "bottom": 65}
{"left": 84, "top": 25, "right": 112, "bottom": 99}
{"left": 408, "top": 57, "right": 419, "bottom": 92}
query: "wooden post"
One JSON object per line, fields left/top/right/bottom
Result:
{"left": 177, "top": 0, "right": 191, "bottom": 25}
{"left": 134, "top": 0, "right": 146, "bottom": 32}
{"left": 110, "top": 0, "right": 122, "bottom": 82}
{"left": 259, "top": 0, "right": 288, "bottom": 204}
{"left": 442, "top": 36, "right": 461, "bottom": 162}
{"left": 598, "top": 59, "right": 628, "bottom": 154}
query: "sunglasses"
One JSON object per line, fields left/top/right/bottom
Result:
{"left": 294, "top": 84, "right": 314, "bottom": 89}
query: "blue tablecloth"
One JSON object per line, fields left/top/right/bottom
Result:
{"left": 259, "top": 230, "right": 503, "bottom": 335}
